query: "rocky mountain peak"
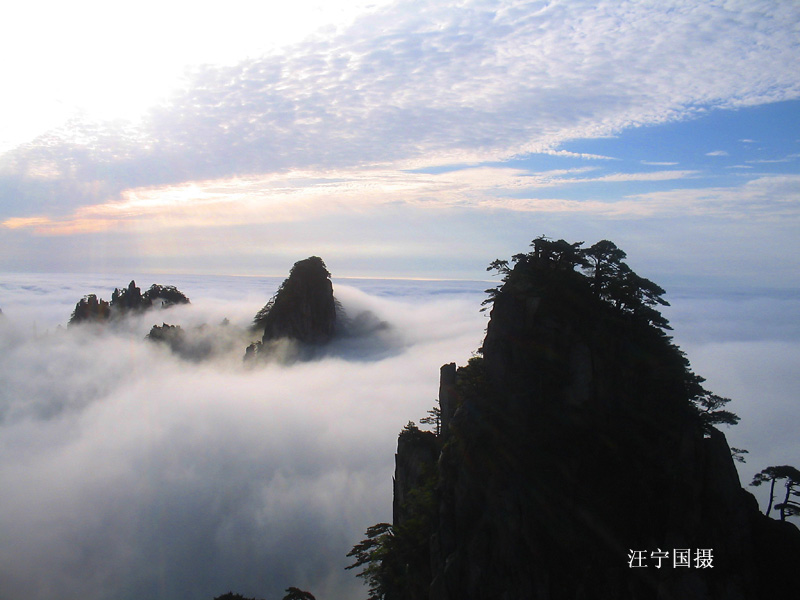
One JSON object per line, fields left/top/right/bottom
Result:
{"left": 68, "top": 280, "right": 190, "bottom": 325}
{"left": 354, "top": 237, "right": 800, "bottom": 600}
{"left": 253, "top": 256, "right": 337, "bottom": 346}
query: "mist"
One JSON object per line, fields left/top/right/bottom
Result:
{"left": 0, "top": 274, "right": 797, "bottom": 599}
{"left": 0, "top": 274, "right": 486, "bottom": 600}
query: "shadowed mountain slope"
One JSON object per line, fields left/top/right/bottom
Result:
{"left": 361, "top": 238, "right": 799, "bottom": 600}
{"left": 252, "top": 256, "right": 337, "bottom": 347}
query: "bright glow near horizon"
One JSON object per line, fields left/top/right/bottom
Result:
{"left": 1, "top": 0, "right": 799, "bottom": 284}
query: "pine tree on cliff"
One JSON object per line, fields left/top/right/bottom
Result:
{"left": 751, "top": 465, "right": 800, "bottom": 521}
{"left": 583, "top": 239, "right": 627, "bottom": 297}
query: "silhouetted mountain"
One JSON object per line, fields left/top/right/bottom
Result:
{"left": 356, "top": 237, "right": 799, "bottom": 600}
{"left": 69, "top": 294, "right": 110, "bottom": 325}
{"left": 113, "top": 281, "right": 190, "bottom": 311}
{"left": 68, "top": 280, "right": 190, "bottom": 325}
{"left": 212, "top": 586, "right": 315, "bottom": 600}
{"left": 257, "top": 256, "right": 336, "bottom": 344}
{"left": 246, "top": 257, "right": 338, "bottom": 359}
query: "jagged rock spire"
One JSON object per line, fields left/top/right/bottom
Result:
{"left": 254, "top": 256, "right": 337, "bottom": 346}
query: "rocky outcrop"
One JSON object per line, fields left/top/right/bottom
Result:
{"left": 146, "top": 323, "right": 191, "bottom": 356}
{"left": 68, "top": 280, "right": 190, "bottom": 325}
{"left": 387, "top": 240, "right": 800, "bottom": 600}
{"left": 113, "top": 281, "right": 190, "bottom": 311}
{"left": 247, "top": 257, "right": 337, "bottom": 360}
{"left": 256, "top": 257, "right": 336, "bottom": 345}
{"left": 393, "top": 423, "right": 440, "bottom": 527}
{"left": 146, "top": 320, "right": 239, "bottom": 362}
{"left": 69, "top": 294, "right": 111, "bottom": 325}
{"left": 438, "top": 363, "right": 458, "bottom": 436}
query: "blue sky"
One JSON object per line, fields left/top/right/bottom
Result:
{"left": 1, "top": 0, "right": 799, "bottom": 288}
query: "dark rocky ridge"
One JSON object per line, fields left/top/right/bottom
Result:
{"left": 387, "top": 240, "right": 800, "bottom": 600}
{"left": 69, "top": 280, "right": 189, "bottom": 325}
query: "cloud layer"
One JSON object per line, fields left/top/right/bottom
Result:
{"left": 0, "top": 275, "right": 487, "bottom": 600}
{"left": 3, "top": 0, "right": 799, "bottom": 219}
{"left": 1, "top": 273, "right": 798, "bottom": 599}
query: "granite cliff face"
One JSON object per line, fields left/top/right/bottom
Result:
{"left": 386, "top": 239, "right": 800, "bottom": 600}
{"left": 246, "top": 257, "right": 338, "bottom": 359}
{"left": 257, "top": 256, "right": 336, "bottom": 345}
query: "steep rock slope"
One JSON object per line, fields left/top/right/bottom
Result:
{"left": 256, "top": 256, "right": 336, "bottom": 345}
{"left": 246, "top": 257, "right": 338, "bottom": 361}
{"left": 384, "top": 238, "right": 799, "bottom": 600}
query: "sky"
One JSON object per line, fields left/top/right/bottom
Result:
{"left": 0, "top": 0, "right": 798, "bottom": 285}
{"left": 1, "top": 1, "right": 800, "bottom": 599}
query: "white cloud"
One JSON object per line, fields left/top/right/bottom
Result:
{"left": 706, "top": 150, "right": 730, "bottom": 156}
{"left": 610, "top": 174, "right": 800, "bottom": 218}
{"left": 746, "top": 155, "right": 798, "bottom": 163}
{"left": 578, "top": 170, "right": 698, "bottom": 183}
{"left": 2, "top": 0, "right": 800, "bottom": 219}
{"left": 1, "top": 272, "right": 796, "bottom": 599}
{"left": 681, "top": 338, "right": 800, "bottom": 508}
{"left": 0, "top": 0, "right": 396, "bottom": 153}
{"left": 539, "top": 149, "right": 618, "bottom": 160}
{"left": 0, "top": 274, "right": 487, "bottom": 600}
{"left": 1, "top": 166, "right": 702, "bottom": 235}
{"left": 664, "top": 291, "right": 800, "bottom": 511}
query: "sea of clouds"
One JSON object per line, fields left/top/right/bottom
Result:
{"left": 0, "top": 273, "right": 798, "bottom": 600}
{"left": 0, "top": 273, "right": 488, "bottom": 600}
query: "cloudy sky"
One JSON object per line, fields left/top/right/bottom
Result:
{"left": 1, "top": 0, "right": 798, "bottom": 285}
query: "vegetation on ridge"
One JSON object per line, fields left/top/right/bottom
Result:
{"left": 751, "top": 466, "right": 800, "bottom": 521}
{"left": 347, "top": 236, "right": 751, "bottom": 600}
{"left": 483, "top": 236, "right": 669, "bottom": 329}
{"left": 482, "top": 236, "right": 739, "bottom": 431}
{"left": 69, "top": 280, "right": 189, "bottom": 325}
